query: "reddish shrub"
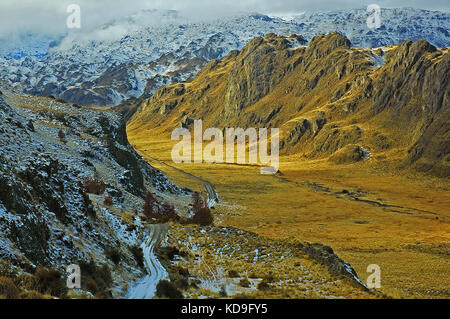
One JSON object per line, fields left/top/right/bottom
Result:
{"left": 104, "top": 196, "right": 113, "bottom": 206}
{"left": 82, "top": 173, "right": 106, "bottom": 195}
{"left": 192, "top": 192, "right": 204, "bottom": 212}
{"left": 158, "top": 202, "right": 178, "bottom": 221}
{"left": 58, "top": 129, "right": 65, "bottom": 140}
{"left": 143, "top": 191, "right": 158, "bottom": 219}
{"left": 191, "top": 192, "right": 213, "bottom": 226}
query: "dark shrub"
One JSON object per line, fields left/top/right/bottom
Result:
{"left": 192, "top": 207, "right": 213, "bottom": 226}
{"left": 143, "top": 191, "right": 157, "bottom": 218}
{"left": 239, "top": 278, "right": 251, "bottom": 288}
{"left": 58, "top": 129, "right": 65, "bottom": 141}
{"left": 155, "top": 280, "right": 183, "bottom": 299}
{"left": 257, "top": 280, "right": 270, "bottom": 291}
{"left": 227, "top": 270, "right": 240, "bottom": 278}
{"left": 103, "top": 195, "right": 113, "bottom": 206}
{"left": 79, "top": 260, "right": 112, "bottom": 298}
{"left": 174, "top": 278, "right": 189, "bottom": 290}
{"left": 130, "top": 245, "right": 144, "bottom": 268}
{"left": 0, "top": 276, "right": 20, "bottom": 299}
{"left": 86, "top": 278, "right": 99, "bottom": 295}
{"left": 105, "top": 247, "right": 121, "bottom": 264}
{"left": 35, "top": 267, "right": 67, "bottom": 298}
{"left": 191, "top": 192, "right": 213, "bottom": 226}
{"left": 173, "top": 266, "right": 189, "bottom": 277}
{"left": 159, "top": 246, "right": 179, "bottom": 261}
{"left": 219, "top": 285, "right": 227, "bottom": 297}
{"left": 158, "top": 202, "right": 178, "bottom": 221}
{"left": 82, "top": 172, "right": 106, "bottom": 195}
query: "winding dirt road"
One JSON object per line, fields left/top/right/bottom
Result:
{"left": 125, "top": 224, "right": 169, "bottom": 299}
{"left": 126, "top": 150, "right": 219, "bottom": 298}
{"left": 136, "top": 149, "right": 219, "bottom": 207}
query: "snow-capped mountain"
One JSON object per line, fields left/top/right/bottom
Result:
{"left": 0, "top": 8, "right": 448, "bottom": 107}
{"left": 275, "top": 7, "right": 450, "bottom": 48}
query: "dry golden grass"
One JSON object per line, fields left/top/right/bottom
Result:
{"left": 126, "top": 35, "right": 449, "bottom": 298}
{"left": 164, "top": 222, "right": 375, "bottom": 299}
{"left": 126, "top": 130, "right": 450, "bottom": 299}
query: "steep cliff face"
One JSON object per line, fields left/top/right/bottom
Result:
{"left": 129, "top": 32, "right": 449, "bottom": 177}
{"left": 369, "top": 41, "right": 449, "bottom": 176}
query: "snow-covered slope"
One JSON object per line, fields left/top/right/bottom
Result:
{"left": 0, "top": 88, "right": 187, "bottom": 297}
{"left": 0, "top": 8, "right": 448, "bottom": 107}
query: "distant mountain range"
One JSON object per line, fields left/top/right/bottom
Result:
{"left": 0, "top": 8, "right": 448, "bottom": 107}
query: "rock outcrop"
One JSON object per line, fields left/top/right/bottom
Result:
{"left": 129, "top": 32, "right": 449, "bottom": 177}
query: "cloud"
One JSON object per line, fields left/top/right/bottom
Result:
{"left": 0, "top": 0, "right": 448, "bottom": 38}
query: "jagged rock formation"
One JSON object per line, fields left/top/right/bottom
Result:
{"left": 129, "top": 32, "right": 449, "bottom": 177}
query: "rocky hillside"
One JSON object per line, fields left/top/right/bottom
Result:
{"left": 0, "top": 88, "right": 188, "bottom": 298}
{"left": 129, "top": 32, "right": 449, "bottom": 177}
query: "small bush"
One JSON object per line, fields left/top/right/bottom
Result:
{"left": 219, "top": 285, "right": 228, "bottom": 298}
{"left": 103, "top": 195, "right": 113, "bottom": 206}
{"left": 105, "top": 247, "right": 122, "bottom": 264}
{"left": 0, "top": 276, "right": 20, "bottom": 299}
{"left": 35, "top": 267, "right": 67, "bottom": 298}
{"left": 173, "top": 266, "right": 189, "bottom": 278}
{"left": 157, "top": 202, "right": 178, "bottom": 221}
{"left": 14, "top": 273, "right": 39, "bottom": 291}
{"left": 159, "top": 246, "right": 179, "bottom": 261}
{"left": 155, "top": 280, "right": 183, "bottom": 299}
{"left": 82, "top": 172, "right": 106, "bottom": 195}
{"left": 257, "top": 280, "right": 270, "bottom": 291}
{"left": 192, "top": 207, "right": 214, "bottom": 226}
{"left": 143, "top": 191, "right": 158, "bottom": 218}
{"left": 0, "top": 259, "right": 18, "bottom": 277}
{"left": 86, "top": 278, "right": 99, "bottom": 295}
{"left": 191, "top": 192, "right": 213, "bottom": 226}
{"left": 130, "top": 245, "right": 144, "bottom": 268}
{"left": 174, "top": 278, "right": 189, "bottom": 290}
{"left": 58, "top": 129, "right": 65, "bottom": 141}
{"left": 239, "top": 278, "right": 251, "bottom": 288}
{"left": 79, "top": 260, "right": 112, "bottom": 298}
{"left": 227, "top": 270, "right": 240, "bottom": 278}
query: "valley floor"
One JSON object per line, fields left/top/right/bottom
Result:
{"left": 127, "top": 130, "right": 450, "bottom": 299}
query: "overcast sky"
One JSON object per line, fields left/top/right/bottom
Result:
{"left": 0, "top": 0, "right": 448, "bottom": 37}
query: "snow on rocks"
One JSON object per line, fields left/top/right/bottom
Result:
{"left": 0, "top": 90, "right": 185, "bottom": 295}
